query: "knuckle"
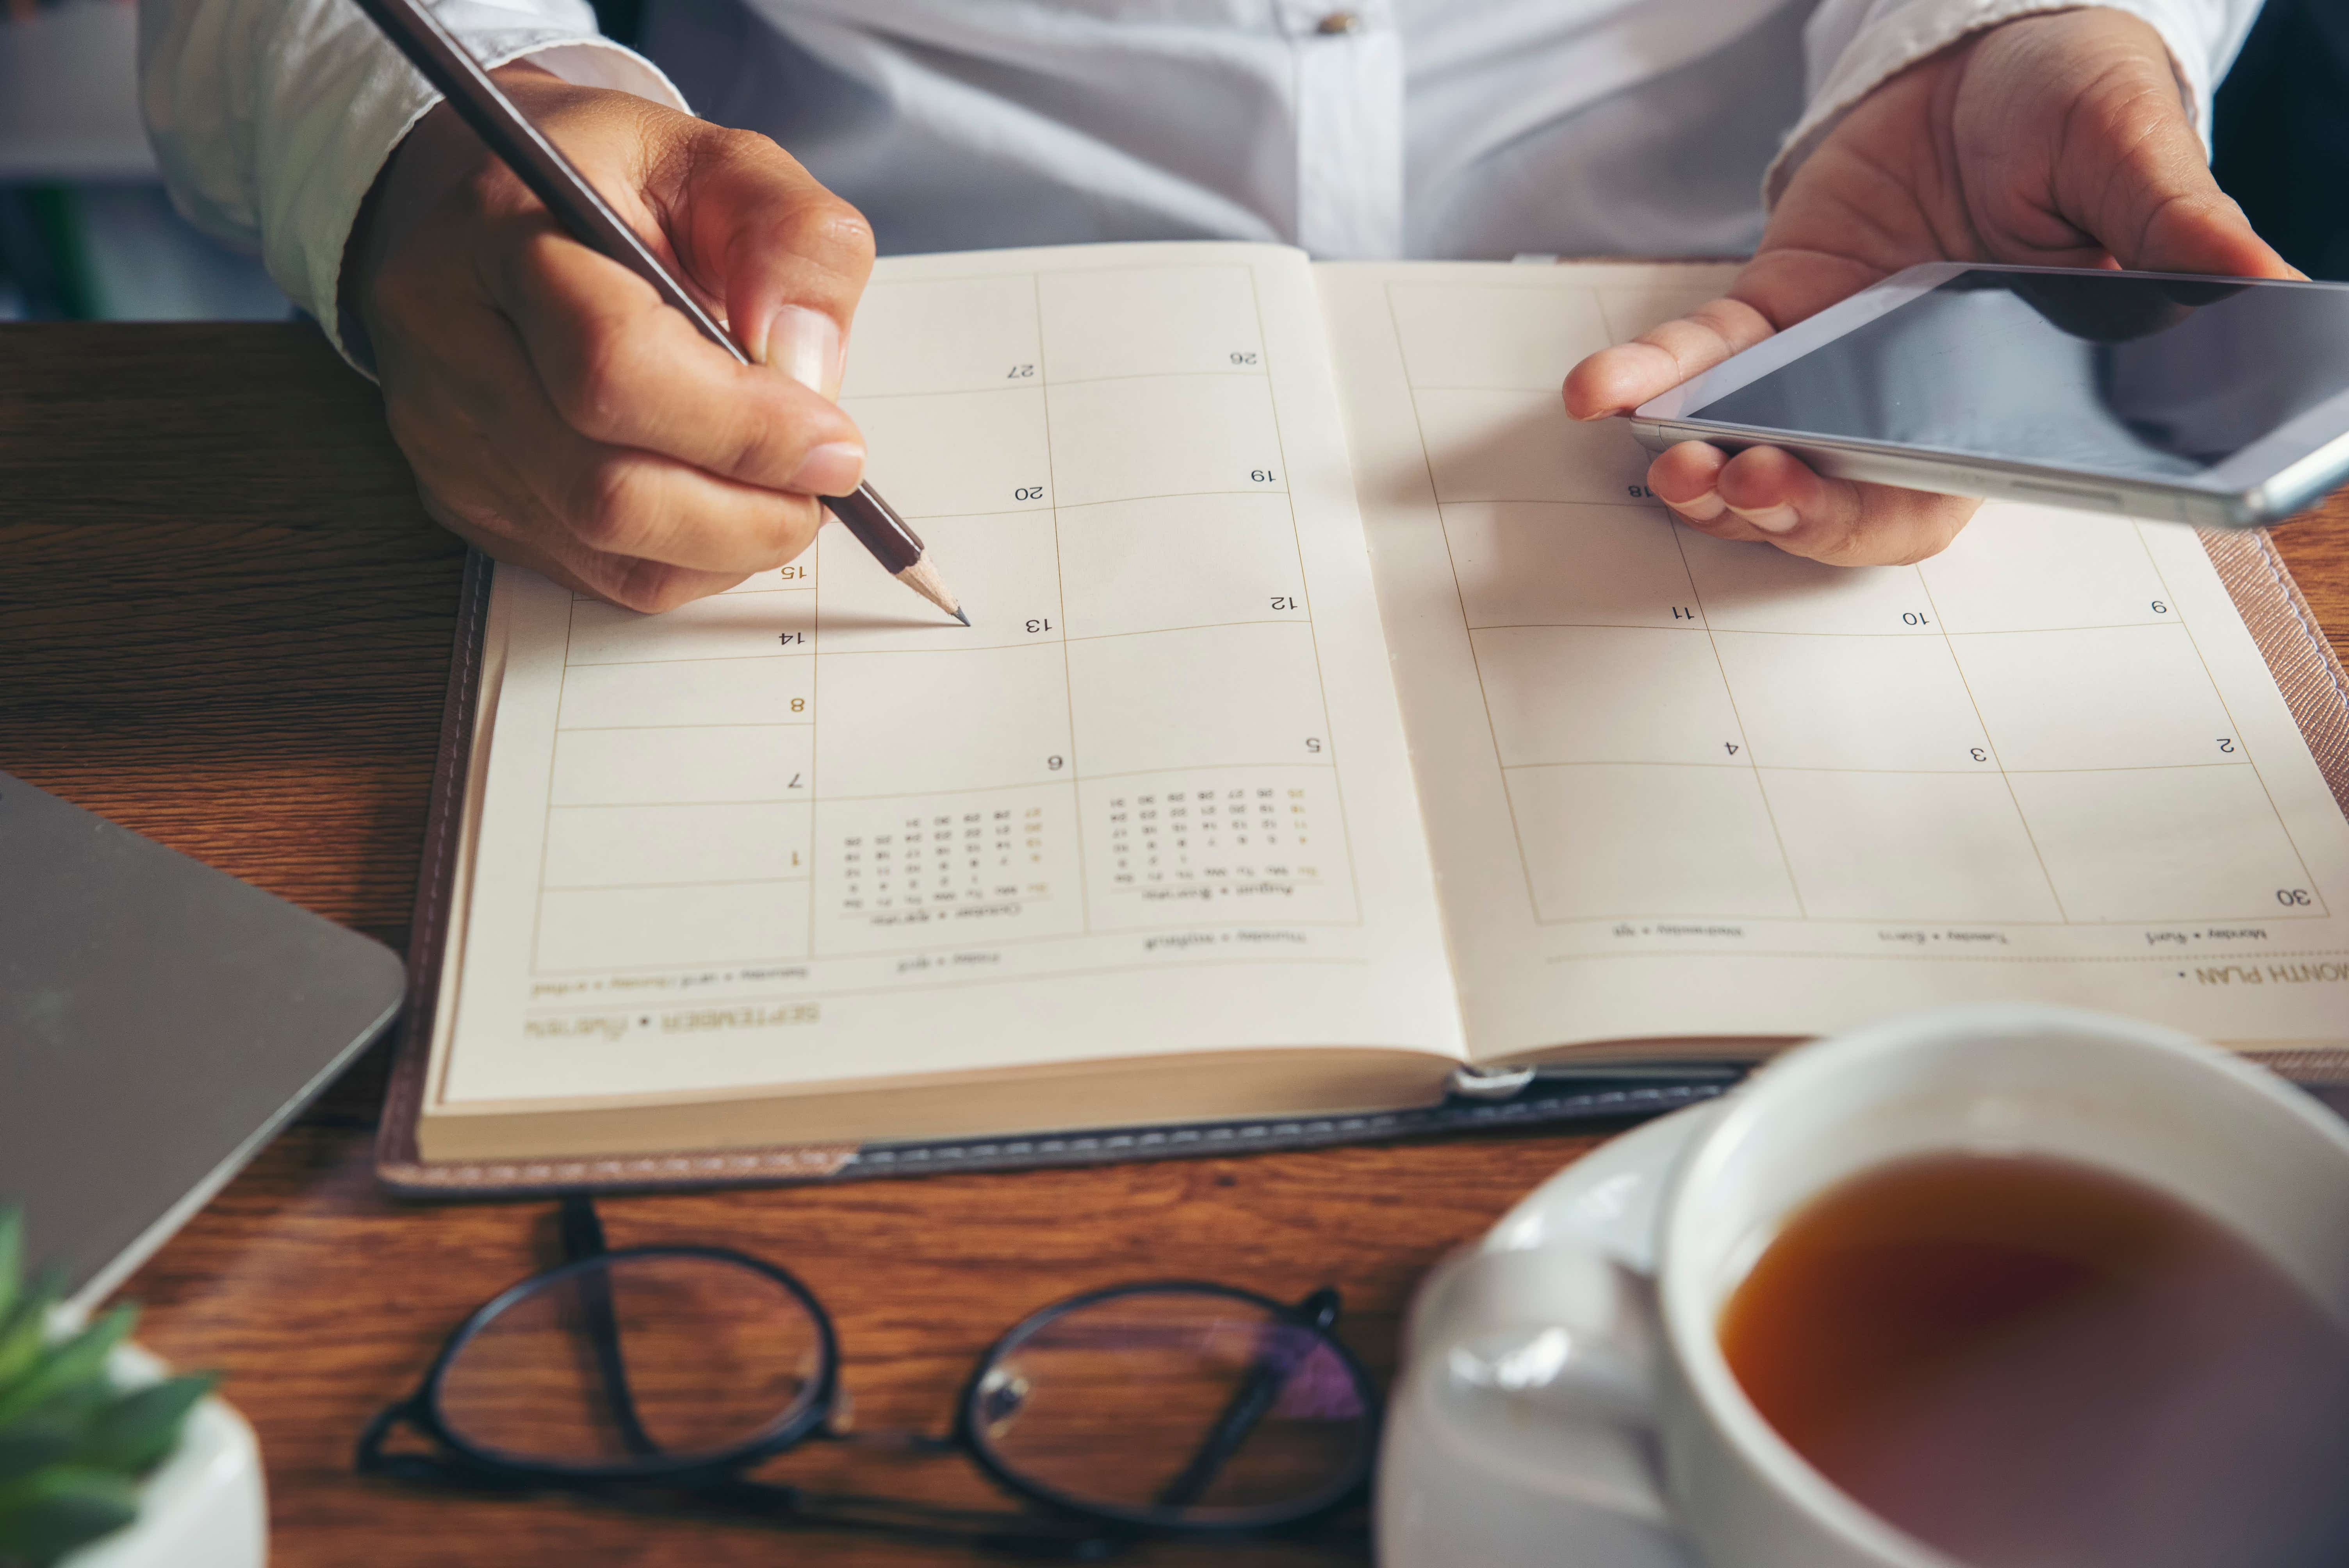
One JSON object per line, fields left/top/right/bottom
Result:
{"left": 708, "top": 125, "right": 777, "bottom": 166}
{"left": 567, "top": 551, "right": 636, "bottom": 608}
{"left": 731, "top": 494, "right": 821, "bottom": 570}
{"left": 696, "top": 129, "right": 873, "bottom": 265}
{"left": 574, "top": 547, "right": 692, "bottom": 614}
{"left": 768, "top": 495, "right": 825, "bottom": 564}
{"left": 782, "top": 194, "right": 876, "bottom": 272}
{"left": 1898, "top": 517, "right": 1973, "bottom": 567}
{"left": 564, "top": 321, "right": 645, "bottom": 442}
{"left": 715, "top": 418, "right": 788, "bottom": 489}
{"left": 610, "top": 562, "right": 703, "bottom": 614}
{"left": 572, "top": 456, "right": 659, "bottom": 552}
{"left": 1803, "top": 511, "right": 1869, "bottom": 564}
{"left": 414, "top": 481, "right": 499, "bottom": 542}
{"left": 490, "top": 226, "right": 567, "bottom": 318}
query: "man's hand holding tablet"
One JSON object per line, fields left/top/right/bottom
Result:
{"left": 1564, "top": 9, "right": 2301, "bottom": 568}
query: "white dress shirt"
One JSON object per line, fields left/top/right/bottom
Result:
{"left": 138, "top": 0, "right": 2257, "bottom": 366}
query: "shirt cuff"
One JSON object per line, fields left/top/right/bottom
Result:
{"left": 1764, "top": 0, "right": 2221, "bottom": 210}
{"left": 274, "top": 20, "right": 688, "bottom": 374}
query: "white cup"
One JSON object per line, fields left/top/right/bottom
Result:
{"left": 1378, "top": 1005, "right": 2349, "bottom": 1568}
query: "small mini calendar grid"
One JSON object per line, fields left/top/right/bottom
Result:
{"left": 837, "top": 803, "right": 1049, "bottom": 916}
{"left": 1101, "top": 780, "right": 1323, "bottom": 890}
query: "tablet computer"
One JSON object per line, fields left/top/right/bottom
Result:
{"left": 1632, "top": 264, "right": 2349, "bottom": 527}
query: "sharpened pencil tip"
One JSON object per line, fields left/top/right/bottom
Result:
{"left": 894, "top": 555, "right": 968, "bottom": 629}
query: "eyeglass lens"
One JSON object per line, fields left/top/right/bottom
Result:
{"left": 433, "top": 1253, "right": 827, "bottom": 1467}
{"left": 967, "top": 1288, "right": 1374, "bottom": 1525}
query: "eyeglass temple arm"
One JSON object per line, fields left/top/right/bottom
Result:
{"left": 355, "top": 1399, "right": 421, "bottom": 1475}
{"left": 356, "top": 1400, "right": 528, "bottom": 1491}
{"left": 560, "top": 1195, "right": 663, "bottom": 1460}
{"left": 1150, "top": 1287, "right": 1342, "bottom": 1512}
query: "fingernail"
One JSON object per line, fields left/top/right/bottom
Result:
{"left": 1668, "top": 490, "right": 1726, "bottom": 522}
{"left": 756, "top": 305, "right": 843, "bottom": 396}
{"left": 1728, "top": 502, "right": 1800, "bottom": 535}
{"left": 790, "top": 441, "right": 864, "bottom": 497}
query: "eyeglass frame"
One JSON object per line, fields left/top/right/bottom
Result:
{"left": 356, "top": 1196, "right": 1382, "bottom": 1548}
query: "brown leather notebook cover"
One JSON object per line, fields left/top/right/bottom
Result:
{"left": 376, "top": 532, "right": 2349, "bottom": 1199}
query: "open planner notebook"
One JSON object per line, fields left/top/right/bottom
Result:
{"left": 378, "top": 242, "right": 2349, "bottom": 1194}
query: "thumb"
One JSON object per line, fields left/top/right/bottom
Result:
{"left": 2113, "top": 163, "right": 2297, "bottom": 281}
{"left": 2062, "top": 68, "right": 2297, "bottom": 279}
{"left": 667, "top": 125, "right": 877, "bottom": 394}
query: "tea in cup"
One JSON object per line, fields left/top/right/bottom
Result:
{"left": 1379, "top": 1005, "right": 2349, "bottom": 1568}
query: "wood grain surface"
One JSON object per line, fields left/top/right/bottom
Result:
{"left": 4, "top": 323, "right": 2346, "bottom": 1567}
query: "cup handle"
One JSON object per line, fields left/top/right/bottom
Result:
{"left": 1412, "top": 1242, "right": 1673, "bottom": 1525}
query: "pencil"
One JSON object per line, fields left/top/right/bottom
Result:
{"left": 346, "top": 0, "right": 968, "bottom": 626}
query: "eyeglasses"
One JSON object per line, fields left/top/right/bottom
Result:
{"left": 357, "top": 1196, "right": 1380, "bottom": 1556}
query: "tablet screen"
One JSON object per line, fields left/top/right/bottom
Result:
{"left": 1682, "top": 270, "right": 2349, "bottom": 481}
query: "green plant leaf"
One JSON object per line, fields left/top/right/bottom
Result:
{"left": 0, "top": 1384, "right": 109, "bottom": 1444}
{"left": 0, "top": 1308, "right": 135, "bottom": 1430}
{"left": 70, "top": 1375, "right": 216, "bottom": 1476}
{"left": 0, "top": 1466, "right": 139, "bottom": 1567}
{"left": 0, "top": 1210, "right": 21, "bottom": 1323}
{"left": 0, "top": 1277, "right": 64, "bottom": 1404}
{"left": 0, "top": 1383, "right": 112, "bottom": 1493}
{"left": 0, "top": 1418, "right": 82, "bottom": 1487}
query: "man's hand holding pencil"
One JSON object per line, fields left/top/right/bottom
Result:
{"left": 346, "top": 63, "right": 875, "bottom": 612}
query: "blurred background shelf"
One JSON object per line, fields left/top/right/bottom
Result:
{"left": 0, "top": 0, "right": 151, "bottom": 180}
{"left": 0, "top": 0, "right": 287, "bottom": 320}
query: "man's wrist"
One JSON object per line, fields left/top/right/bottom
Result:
{"left": 339, "top": 62, "right": 563, "bottom": 373}
{"left": 323, "top": 33, "right": 689, "bottom": 377}
{"left": 1766, "top": 1, "right": 2186, "bottom": 208}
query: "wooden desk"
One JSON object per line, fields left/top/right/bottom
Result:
{"left": 5, "top": 324, "right": 2346, "bottom": 1567}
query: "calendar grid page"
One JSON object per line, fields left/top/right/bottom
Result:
{"left": 1320, "top": 261, "right": 2349, "bottom": 1058}
{"left": 435, "top": 244, "right": 1462, "bottom": 1112}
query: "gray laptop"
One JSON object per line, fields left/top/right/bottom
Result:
{"left": 0, "top": 771, "right": 405, "bottom": 1310}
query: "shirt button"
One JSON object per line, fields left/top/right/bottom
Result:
{"left": 1315, "top": 10, "right": 1362, "bottom": 34}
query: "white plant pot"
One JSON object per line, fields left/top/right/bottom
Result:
{"left": 59, "top": 1345, "right": 266, "bottom": 1568}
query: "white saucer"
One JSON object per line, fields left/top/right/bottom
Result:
{"left": 1380, "top": 1100, "right": 1723, "bottom": 1568}
{"left": 1481, "top": 1097, "right": 1722, "bottom": 1269}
